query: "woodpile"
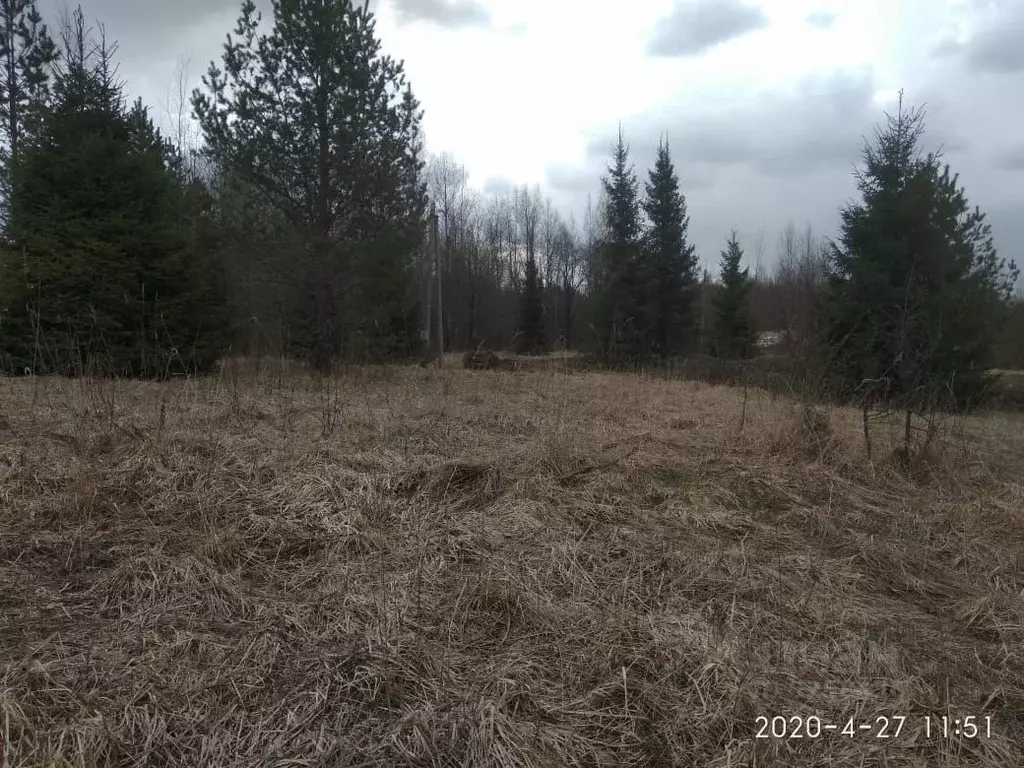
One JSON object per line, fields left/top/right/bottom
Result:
{"left": 462, "top": 350, "right": 516, "bottom": 371}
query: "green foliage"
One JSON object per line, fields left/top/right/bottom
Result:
{"left": 0, "top": 8, "right": 227, "bottom": 377}
{"left": 193, "top": 0, "right": 427, "bottom": 369}
{"left": 823, "top": 100, "right": 1019, "bottom": 411}
{"left": 641, "top": 137, "right": 698, "bottom": 358}
{"left": 712, "top": 231, "right": 754, "bottom": 359}
{"left": 593, "top": 127, "right": 649, "bottom": 363}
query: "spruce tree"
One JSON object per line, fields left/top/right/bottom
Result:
{"left": 823, "top": 98, "right": 1019, "bottom": 412}
{"left": 642, "top": 136, "right": 698, "bottom": 358}
{"left": 713, "top": 231, "right": 754, "bottom": 359}
{"left": 193, "top": 0, "right": 427, "bottom": 370}
{"left": 594, "top": 127, "right": 647, "bottom": 364}
{"left": 0, "top": 8, "right": 227, "bottom": 376}
{"left": 0, "top": 0, "right": 57, "bottom": 217}
{"left": 515, "top": 250, "right": 545, "bottom": 354}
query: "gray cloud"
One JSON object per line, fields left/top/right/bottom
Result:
{"left": 988, "top": 206, "right": 1024, "bottom": 267}
{"left": 36, "top": 0, "right": 249, "bottom": 127}
{"left": 647, "top": 0, "right": 768, "bottom": 58}
{"left": 935, "top": 0, "right": 1024, "bottom": 73}
{"left": 482, "top": 175, "right": 515, "bottom": 196}
{"left": 891, "top": 88, "right": 972, "bottom": 159}
{"left": 585, "top": 69, "right": 883, "bottom": 179}
{"left": 41, "top": 0, "right": 241, "bottom": 34}
{"left": 994, "top": 145, "right": 1024, "bottom": 171}
{"left": 965, "top": 30, "right": 1024, "bottom": 73}
{"left": 930, "top": 36, "right": 961, "bottom": 60}
{"left": 545, "top": 68, "right": 998, "bottom": 277}
{"left": 390, "top": 0, "right": 491, "bottom": 29}
{"left": 805, "top": 10, "right": 837, "bottom": 29}
{"left": 545, "top": 165, "right": 594, "bottom": 196}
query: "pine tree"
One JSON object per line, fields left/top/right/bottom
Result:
{"left": 642, "top": 136, "right": 698, "bottom": 358}
{"left": 193, "top": 0, "right": 427, "bottom": 370}
{"left": 594, "top": 126, "right": 647, "bottom": 364}
{"left": 823, "top": 97, "right": 1019, "bottom": 413}
{"left": 0, "top": 0, "right": 57, "bottom": 218}
{"left": 713, "top": 231, "right": 754, "bottom": 359}
{"left": 0, "top": 8, "right": 227, "bottom": 376}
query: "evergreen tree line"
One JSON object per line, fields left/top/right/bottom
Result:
{"left": 0, "top": 0, "right": 426, "bottom": 375}
{"left": 0, "top": 3, "right": 230, "bottom": 376}
{"left": 0, "top": 0, "right": 1019, "bottom": 414}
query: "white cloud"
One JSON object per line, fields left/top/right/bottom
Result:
{"left": 390, "top": 0, "right": 491, "bottom": 29}
{"left": 805, "top": 9, "right": 837, "bottom": 28}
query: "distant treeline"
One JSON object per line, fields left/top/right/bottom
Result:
{"left": 0, "top": 1, "right": 1020, "bottom": 418}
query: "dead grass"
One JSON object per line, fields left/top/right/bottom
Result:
{"left": 1, "top": 359, "right": 1024, "bottom": 766}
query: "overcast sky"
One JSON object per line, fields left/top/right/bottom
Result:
{"left": 37, "top": 0, "right": 1024, "bottom": 281}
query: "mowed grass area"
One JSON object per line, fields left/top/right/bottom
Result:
{"left": 2, "top": 360, "right": 1024, "bottom": 767}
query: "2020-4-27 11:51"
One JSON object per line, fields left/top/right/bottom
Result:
{"left": 926, "top": 715, "right": 992, "bottom": 739}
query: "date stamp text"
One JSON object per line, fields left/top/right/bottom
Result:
{"left": 755, "top": 715, "right": 993, "bottom": 740}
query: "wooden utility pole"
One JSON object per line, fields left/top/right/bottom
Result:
{"left": 431, "top": 201, "right": 443, "bottom": 359}
{"left": 423, "top": 211, "right": 432, "bottom": 351}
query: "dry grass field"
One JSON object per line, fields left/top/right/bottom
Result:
{"left": 2, "top": 358, "right": 1024, "bottom": 766}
